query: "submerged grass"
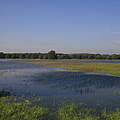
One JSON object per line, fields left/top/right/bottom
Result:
{"left": 16, "top": 60, "right": 120, "bottom": 76}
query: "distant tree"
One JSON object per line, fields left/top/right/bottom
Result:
{"left": 95, "top": 54, "right": 103, "bottom": 59}
{"left": 24, "top": 53, "right": 30, "bottom": 59}
{"left": 87, "top": 54, "right": 95, "bottom": 59}
{"left": 18, "top": 54, "right": 25, "bottom": 59}
{"left": 0, "top": 52, "right": 5, "bottom": 58}
{"left": 111, "top": 54, "right": 120, "bottom": 59}
{"left": 29, "top": 53, "right": 38, "bottom": 59}
{"left": 58, "top": 54, "right": 71, "bottom": 59}
{"left": 1, "top": 51, "right": 120, "bottom": 60}
{"left": 70, "top": 54, "right": 79, "bottom": 59}
{"left": 38, "top": 54, "right": 43, "bottom": 59}
{"left": 80, "top": 53, "right": 89, "bottom": 59}
{"left": 48, "top": 50, "right": 57, "bottom": 59}
{"left": 5, "top": 54, "right": 10, "bottom": 59}
{"left": 43, "top": 54, "right": 48, "bottom": 59}
{"left": 11, "top": 54, "right": 17, "bottom": 59}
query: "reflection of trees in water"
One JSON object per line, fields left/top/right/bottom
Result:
{"left": 32, "top": 71, "right": 120, "bottom": 95}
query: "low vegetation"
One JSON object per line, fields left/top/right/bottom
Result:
{"left": 18, "top": 60, "right": 120, "bottom": 76}
{"left": 58, "top": 104, "right": 99, "bottom": 120}
{"left": 0, "top": 91, "right": 48, "bottom": 120}
{"left": 0, "top": 92, "right": 120, "bottom": 120}
{"left": 58, "top": 104, "right": 120, "bottom": 120}
{"left": 0, "top": 97, "right": 47, "bottom": 120}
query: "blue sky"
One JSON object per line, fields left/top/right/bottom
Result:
{"left": 0, "top": 0, "right": 120, "bottom": 54}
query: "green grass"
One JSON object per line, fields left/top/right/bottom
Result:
{"left": 102, "top": 109, "right": 120, "bottom": 120}
{"left": 58, "top": 104, "right": 120, "bottom": 120}
{"left": 16, "top": 60, "right": 120, "bottom": 76}
{"left": 1, "top": 95, "right": 120, "bottom": 120}
{"left": 0, "top": 96, "right": 47, "bottom": 120}
{"left": 58, "top": 104, "right": 99, "bottom": 120}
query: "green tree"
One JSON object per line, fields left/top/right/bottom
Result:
{"left": 0, "top": 52, "right": 5, "bottom": 58}
{"left": 48, "top": 50, "right": 57, "bottom": 59}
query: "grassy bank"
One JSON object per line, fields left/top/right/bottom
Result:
{"left": 0, "top": 91, "right": 47, "bottom": 120}
{"left": 0, "top": 97, "right": 47, "bottom": 120}
{"left": 1, "top": 96, "right": 120, "bottom": 120}
{"left": 1, "top": 91, "right": 120, "bottom": 120}
{"left": 58, "top": 104, "right": 120, "bottom": 120}
{"left": 16, "top": 60, "right": 120, "bottom": 76}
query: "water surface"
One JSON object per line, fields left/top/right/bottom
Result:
{"left": 0, "top": 60, "right": 120, "bottom": 109}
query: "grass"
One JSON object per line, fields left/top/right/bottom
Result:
{"left": 0, "top": 91, "right": 48, "bottom": 120}
{"left": 16, "top": 59, "right": 120, "bottom": 76}
{"left": 58, "top": 104, "right": 99, "bottom": 120}
{"left": 102, "top": 109, "right": 120, "bottom": 120}
{"left": 1, "top": 96, "right": 120, "bottom": 120}
{"left": 0, "top": 92, "right": 120, "bottom": 120}
{"left": 0, "top": 96, "right": 48, "bottom": 120}
{"left": 58, "top": 104, "right": 120, "bottom": 120}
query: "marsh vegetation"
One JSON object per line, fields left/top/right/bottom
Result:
{"left": 18, "top": 60, "right": 120, "bottom": 76}
{"left": 1, "top": 93, "right": 120, "bottom": 120}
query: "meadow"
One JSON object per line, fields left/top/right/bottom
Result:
{"left": 17, "top": 59, "right": 120, "bottom": 76}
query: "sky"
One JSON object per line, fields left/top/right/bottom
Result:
{"left": 0, "top": 0, "right": 120, "bottom": 54}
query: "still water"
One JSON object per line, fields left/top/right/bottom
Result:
{"left": 0, "top": 60, "right": 120, "bottom": 108}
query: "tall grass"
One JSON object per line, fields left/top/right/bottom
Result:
{"left": 0, "top": 95, "right": 120, "bottom": 120}
{"left": 58, "top": 104, "right": 120, "bottom": 120}
{"left": 0, "top": 96, "right": 47, "bottom": 120}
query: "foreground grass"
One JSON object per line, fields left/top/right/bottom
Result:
{"left": 58, "top": 104, "right": 120, "bottom": 120}
{"left": 58, "top": 104, "right": 99, "bottom": 120}
{"left": 0, "top": 91, "right": 47, "bottom": 120}
{"left": 16, "top": 60, "right": 120, "bottom": 76}
{"left": 0, "top": 92, "right": 120, "bottom": 120}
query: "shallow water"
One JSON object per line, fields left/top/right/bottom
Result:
{"left": 0, "top": 60, "right": 120, "bottom": 109}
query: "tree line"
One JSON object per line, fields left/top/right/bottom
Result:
{"left": 0, "top": 50, "right": 120, "bottom": 59}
